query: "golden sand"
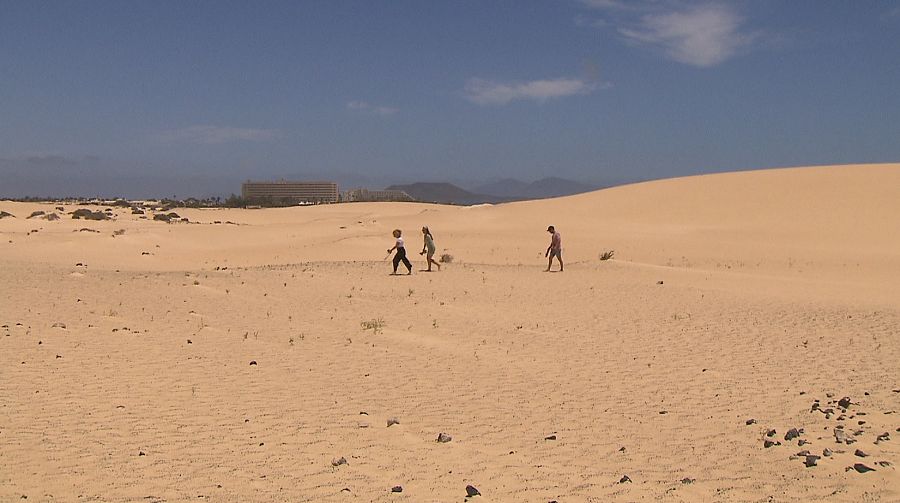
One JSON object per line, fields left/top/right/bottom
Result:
{"left": 1, "top": 164, "right": 898, "bottom": 502}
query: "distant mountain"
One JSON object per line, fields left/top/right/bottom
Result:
{"left": 472, "top": 177, "right": 598, "bottom": 200}
{"left": 384, "top": 182, "right": 508, "bottom": 205}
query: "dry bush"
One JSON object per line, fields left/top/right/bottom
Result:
{"left": 360, "top": 318, "right": 385, "bottom": 334}
{"left": 599, "top": 250, "right": 615, "bottom": 261}
{"left": 440, "top": 253, "right": 454, "bottom": 263}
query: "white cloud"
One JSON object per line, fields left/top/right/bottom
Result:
{"left": 577, "top": 0, "right": 630, "bottom": 10}
{"left": 158, "top": 125, "right": 282, "bottom": 145}
{"left": 576, "top": 2, "right": 757, "bottom": 67}
{"left": 346, "top": 100, "right": 398, "bottom": 116}
{"left": 464, "top": 77, "right": 601, "bottom": 105}
{"left": 620, "top": 5, "right": 754, "bottom": 67}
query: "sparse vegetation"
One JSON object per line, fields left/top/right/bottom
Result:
{"left": 599, "top": 250, "right": 615, "bottom": 261}
{"left": 440, "top": 253, "right": 454, "bottom": 263}
{"left": 72, "top": 208, "right": 109, "bottom": 220}
{"left": 361, "top": 318, "right": 385, "bottom": 334}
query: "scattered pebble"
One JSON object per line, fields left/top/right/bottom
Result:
{"left": 618, "top": 475, "right": 632, "bottom": 484}
{"left": 766, "top": 429, "right": 777, "bottom": 437}
{"left": 784, "top": 428, "right": 801, "bottom": 441}
{"left": 681, "top": 478, "right": 695, "bottom": 484}
{"left": 331, "top": 457, "right": 347, "bottom": 467}
{"left": 249, "top": 360, "right": 257, "bottom": 366}
{"left": 838, "top": 397, "right": 852, "bottom": 408}
{"left": 387, "top": 417, "right": 400, "bottom": 427}
{"left": 544, "top": 434, "right": 557, "bottom": 441}
{"left": 823, "top": 448, "right": 833, "bottom": 457}
{"left": 437, "top": 432, "right": 452, "bottom": 443}
{"left": 854, "top": 449, "right": 868, "bottom": 457}
{"left": 391, "top": 485, "right": 403, "bottom": 493}
{"left": 746, "top": 418, "right": 757, "bottom": 425}
{"left": 804, "top": 455, "right": 821, "bottom": 467}
{"left": 851, "top": 463, "right": 875, "bottom": 473}
{"left": 465, "top": 485, "right": 481, "bottom": 497}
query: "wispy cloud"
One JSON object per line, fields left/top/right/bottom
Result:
{"left": 346, "top": 100, "right": 398, "bottom": 116}
{"left": 158, "top": 125, "right": 282, "bottom": 145}
{"left": 578, "top": 2, "right": 757, "bottom": 67}
{"left": 464, "top": 77, "right": 601, "bottom": 105}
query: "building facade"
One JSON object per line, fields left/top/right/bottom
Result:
{"left": 241, "top": 180, "right": 339, "bottom": 204}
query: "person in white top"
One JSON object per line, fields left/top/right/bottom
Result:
{"left": 387, "top": 228, "right": 413, "bottom": 275}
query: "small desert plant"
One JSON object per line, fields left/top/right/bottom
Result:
{"left": 440, "top": 253, "right": 453, "bottom": 264}
{"left": 599, "top": 250, "right": 615, "bottom": 261}
{"left": 360, "top": 318, "right": 385, "bottom": 334}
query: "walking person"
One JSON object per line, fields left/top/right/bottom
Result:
{"left": 419, "top": 226, "right": 441, "bottom": 271}
{"left": 544, "top": 225, "right": 563, "bottom": 272}
{"left": 387, "top": 229, "right": 413, "bottom": 275}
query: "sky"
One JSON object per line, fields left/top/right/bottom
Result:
{"left": 1, "top": 0, "right": 899, "bottom": 198}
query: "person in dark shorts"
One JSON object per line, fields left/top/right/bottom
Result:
{"left": 544, "top": 225, "right": 563, "bottom": 272}
{"left": 419, "top": 226, "right": 441, "bottom": 271}
{"left": 388, "top": 228, "right": 412, "bottom": 275}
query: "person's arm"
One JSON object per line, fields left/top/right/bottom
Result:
{"left": 388, "top": 243, "right": 397, "bottom": 253}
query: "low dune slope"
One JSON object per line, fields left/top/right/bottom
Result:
{"left": 1, "top": 164, "right": 898, "bottom": 502}
{"left": 1, "top": 163, "right": 897, "bottom": 298}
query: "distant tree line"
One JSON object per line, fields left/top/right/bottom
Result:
{"left": 4, "top": 194, "right": 317, "bottom": 209}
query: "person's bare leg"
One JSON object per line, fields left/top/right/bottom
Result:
{"left": 545, "top": 256, "right": 552, "bottom": 272}
{"left": 558, "top": 256, "right": 564, "bottom": 272}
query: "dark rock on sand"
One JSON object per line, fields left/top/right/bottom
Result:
{"left": 746, "top": 418, "right": 757, "bottom": 425}
{"left": 838, "top": 397, "right": 852, "bottom": 408}
{"left": 804, "top": 455, "right": 821, "bottom": 467}
{"left": 0, "top": 211, "right": 15, "bottom": 219}
{"left": 437, "top": 432, "right": 452, "bottom": 443}
{"left": 387, "top": 417, "right": 400, "bottom": 427}
{"left": 331, "top": 457, "right": 348, "bottom": 467}
{"left": 766, "top": 429, "right": 777, "bottom": 437}
{"left": 851, "top": 463, "right": 875, "bottom": 473}
{"left": 249, "top": 360, "right": 257, "bottom": 365}
{"left": 465, "top": 485, "right": 481, "bottom": 497}
{"left": 784, "top": 428, "right": 801, "bottom": 441}
{"left": 618, "top": 475, "right": 632, "bottom": 483}
{"left": 391, "top": 485, "right": 403, "bottom": 493}
{"left": 854, "top": 449, "right": 868, "bottom": 457}
{"left": 544, "top": 434, "right": 557, "bottom": 441}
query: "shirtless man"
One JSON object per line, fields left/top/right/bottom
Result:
{"left": 544, "top": 225, "right": 563, "bottom": 272}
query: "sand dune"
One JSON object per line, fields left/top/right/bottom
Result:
{"left": 1, "top": 164, "right": 898, "bottom": 502}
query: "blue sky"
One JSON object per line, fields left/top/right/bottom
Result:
{"left": 1, "top": 0, "right": 899, "bottom": 197}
